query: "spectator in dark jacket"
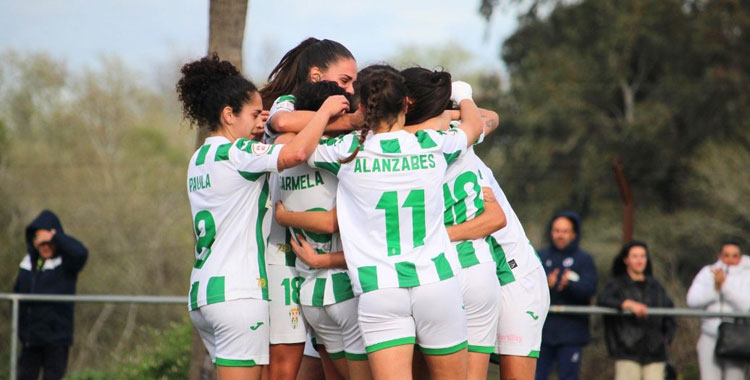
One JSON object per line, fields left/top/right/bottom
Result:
{"left": 536, "top": 211, "right": 598, "bottom": 380}
{"left": 13, "top": 210, "right": 88, "bottom": 380}
{"left": 598, "top": 240, "right": 676, "bottom": 380}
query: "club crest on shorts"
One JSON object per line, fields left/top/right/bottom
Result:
{"left": 289, "top": 307, "right": 301, "bottom": 329}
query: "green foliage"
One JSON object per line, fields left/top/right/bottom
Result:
{"left": 65, "top": 321, "right": 192, "bottom": 380}
{"left": 0, "top": 50, "right": 194, "bottom": 374}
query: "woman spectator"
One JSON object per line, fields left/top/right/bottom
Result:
{"left": 687, "top": 241, "right": 750, "bottom": 380}
{"left": 598, "top": 240, "right": 676, "bottom": 380}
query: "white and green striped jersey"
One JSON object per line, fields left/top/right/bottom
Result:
{"left": 269, "top": 149, "right": 355, "bottom": 306}
{"left": 442, "top": 146, "right": 497, "bottom": 268}
{"left": 474, "top": 158, "right": 543, "bottom": 285}
{"left": 187, "top": 136, "right": 281, "bottom": 310}
{"left": 308, "top": 129, "right": 468, "bottom": 294}
{"left": 264, "top": 94, "right": 296, "bottom": 143}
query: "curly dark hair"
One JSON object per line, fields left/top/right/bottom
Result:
{"left": 176, "top": 53, "right": 258, "bottom": 132}
{"left": 401, "top": 67, "right": 452, "bottom": 125}
{"left": 293, "top": 81, "right": 353, "bottom": 112}
{"left": 340, "top": 64, "right": 407, "bottom": 163}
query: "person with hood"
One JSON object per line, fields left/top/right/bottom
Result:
{"left": 686, "top": 241, "right": 750, "bottom": 380}
{"left": 597, "top": 240, "right": 676, "bottom": 380}
{"left": 13, "top": 210, "right": 88, "bottom": 380}
{"left": 535, "top": 211, "right": 597, "bottom": 380}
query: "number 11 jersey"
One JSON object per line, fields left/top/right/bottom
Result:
{"left": 308, "top": 129, "right": 468, "bottom": 295}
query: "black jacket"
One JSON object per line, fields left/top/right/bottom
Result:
{"left": 13, "top": 210, "right": 88, "bottom": 346}
{"left": 538, "top": 211, "right": 598, "bottom": 346}
{"left": 597, "top": 275, "right": 676, "bottom": 364}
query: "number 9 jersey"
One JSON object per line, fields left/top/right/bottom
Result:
{"left": 308, "top": 129, "right": 468, "bottom": 295}
{"left": 187, "top": 136, "right": 282, "bottom": 311}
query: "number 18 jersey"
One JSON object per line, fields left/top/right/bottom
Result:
{"left": 187, "top": 136, "right": 282, "bottom": 310}
{"left": 308, "top": 129, "right": 468, "bottom": 294}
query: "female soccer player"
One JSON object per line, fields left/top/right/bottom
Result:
{"left": 177, "top": 54, "right": 349, "bottom": 380}
{"left": 303, "top": 65, "right": 484, "bottom": 380}
{"left": 399, "top": 67, "right": 505, "bottom": 380}
{"left": 274, "top": 80, "right": 373, "bottom": 380}
{"left": 260, "top": 37, "right": 360, "bottom": 380}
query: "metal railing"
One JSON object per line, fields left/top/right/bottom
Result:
{"left": 1, "top": 293, "right": 749, "bottom": 380}
{"left": 0, "top": 293, "right": 187, "bottom": 380}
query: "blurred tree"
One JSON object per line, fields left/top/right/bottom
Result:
{"left": 481, "top": 0, "right": 750, "bottom": 215}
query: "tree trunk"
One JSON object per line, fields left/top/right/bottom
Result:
{"left": 189, "top": 2, "right": 249, "bottom": 379}
{"left": 194, "top": 0, "right": 249, "bottom": 149}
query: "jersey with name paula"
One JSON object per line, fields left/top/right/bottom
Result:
{"left": 475, "top": 158, "right": 543, "bottom": 285}
{"left": 308, "top": 129, "right": 468, "bottom": 294}
{"left": 186, "top": 136, "right": 281, "bottom": 310}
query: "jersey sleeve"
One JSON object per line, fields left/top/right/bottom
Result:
{"left": 434, "top": 128, "right": 468, "bottom": 166}
{"left": 264, "top": 95, "right": 296, "bottom": 142}
{"left": 306, "top": 133, "right": 359, "bottom": 176}
{"left": 230, "top": 138, "right": 283, "bottom": 175}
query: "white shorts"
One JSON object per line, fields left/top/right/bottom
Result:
{"left": 190, "top": 298, "right": 269, "bottom": 366}
{"left": 303, "top": 297, "right": 367, "bottom": 361}
{"left": 458, "top": 261, "right": 501, "bottom": 353}
{"left": 304, "top": 332, "right": 321, "bottom": 358}
{"left": 495, "top": 266, "right": 550, "bottom": 357}
{"left": 358, "top": 277, "right": 467, "bottom": 355}
{"left": 268, "top": 264, "right": 307, "bottom": 344}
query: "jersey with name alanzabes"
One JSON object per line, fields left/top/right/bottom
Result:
{"left": 308, "top": 129, "right": 468, "bottom": 294}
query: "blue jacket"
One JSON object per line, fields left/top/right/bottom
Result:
{"left": 13, "top": 210, "right": 88, "bottom": 347}
{"left": 538, "top": 211, "right": 597, "bottom": 346}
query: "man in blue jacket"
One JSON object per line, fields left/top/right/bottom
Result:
{"left": 13, "top": 210, "right": 88, "bottom": 380}
{"left": 535, "top": 211, "right": 597, "bottom": 380}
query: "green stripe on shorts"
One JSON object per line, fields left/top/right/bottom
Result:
{"left": 365, "top": 337, "right": 416, "bottom": 354}
{"left": 327, "top": 351, "right": 345, "bottom": 360}
{"left": 528, "top": 350, "right": 540, "bottom": 358}
{"left": 418, "top": 340, "right": 468, "bottom": 355}
{"left": 468, "top": 345, "right": 495, "bottom": 354}
{"left": 215, "top": 358, "right": 257, "bottom": 367}
{"left": 344, "top": 352, "right": 368, "bottom": 361}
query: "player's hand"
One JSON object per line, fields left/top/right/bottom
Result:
{"left": 290, "top": 234, "right": 323, "bottom": 268}
{"left": 33, "top": 229, "right": 56, "bottom": 248}
{"left": 557, "top": 269, "right": 571, "bottom": 291}
{"left": 482, "top": 187, "right": 498, "bottom": 203}
{"left": 320, "top": 95, "right": 350, "bottom": 118}
{"left": 547, "top": 268, "right": 560, "bottom": 289}
{"left": 712, "top": 267, "right": 726, "bottom": 291}
{"left": 622, "top": 299, "right": 648, "bottom": 318}
{"left": 274, "top": 202, "right": 289, "bottom": 227}
{"left": 450, "top": 81, "right": 473, "bottom": 104}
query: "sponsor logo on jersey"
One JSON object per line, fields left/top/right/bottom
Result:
{"left": 252, "top": 143, "right": 272, "bottom": 156}
{"left": 257, "top": 277, "right": 267, "bottom": 289}
{"left": 509, "top": 259, "right": 518, "bottom": 269}
{"left": 526, "top": 310, "right": 539, "bottom": 320}
{"left": 250, "top": 321, "right": 264, "bottom": 331}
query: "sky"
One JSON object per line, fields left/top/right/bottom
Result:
{"left": 0, "top": 0, "right": 518, "bottom": 82}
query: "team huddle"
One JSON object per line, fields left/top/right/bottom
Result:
{"left": 178, "top": 38, "right": 551, "bottom": 380}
